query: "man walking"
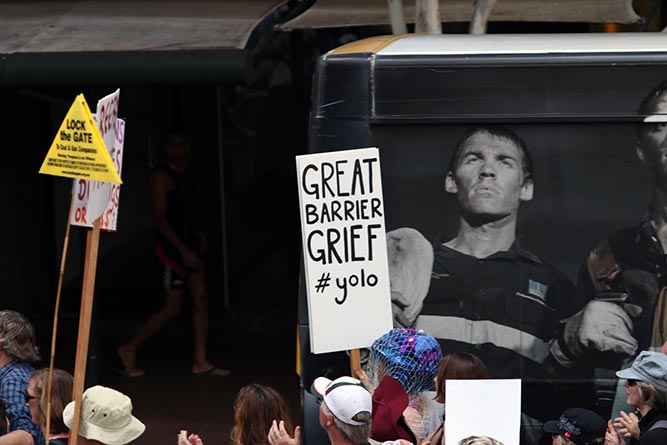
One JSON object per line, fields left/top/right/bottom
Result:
{"left": 118, "top": 131, "right": 227, "bottom": 377}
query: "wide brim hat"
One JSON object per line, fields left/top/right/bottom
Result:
{"left": 63, "top": 386, "right": 145, "bottom": 445}
{"left": 369, "top": 375, "right": 417, "bottom": 444}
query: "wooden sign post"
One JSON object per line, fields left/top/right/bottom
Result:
{"left": 44, "top": 196, "right": 74, "bottom": 441}
{"left": 349, "top": 348, "right": 361, "bottom": 377}
{"left": 69, "top": 218, "right": 102, "bottom": 445}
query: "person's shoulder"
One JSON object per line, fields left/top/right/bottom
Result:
{"left": 587, "top": 225, "right": 636, "bottom": 254}
{"left": 513, "top": 242, "right": 554, "bottom": 268}
{"left": 149, "top": 164, "right": 173, "bottom": 183}
{"left": 515, "top": 247, "right": 573, "bottom": 287}
{"left": 641, "top": 426, "right": 667, "bottom": 442}
{"left": 609, "top": 225, "right": 638, "bottom": 240}
{"left": 535, "top": 259, "right": 574, "bottom": 287}
{"left": 0, "top": 361, "right": 33, "bottom": 380}
{"left": 150, "top": 163, "right": 171, "bottom": 176}
{"left": 433, "top": 242, "right": 451, "bottom": 254}
{"left": 431, "top": 242, "right": 464, "bottom": 266}
{"left": 640, "top": 411, "right": 667, "bottom": 441}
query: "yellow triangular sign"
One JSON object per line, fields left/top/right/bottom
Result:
{"left": 39, "top": 94, "right": 122, "bottom": 184}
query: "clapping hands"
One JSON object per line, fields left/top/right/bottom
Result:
{"left": 613, "top": 410, "right": 640, "bottom": 439}
{"left": 178, "top": 430, "right": 204, "bottom": 445}
{"left": 268, "top": 420, "right": 301, "bottom": 445}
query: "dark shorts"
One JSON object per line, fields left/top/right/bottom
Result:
{"left": 154, "top": 243, "right": 186, "bottom": 290}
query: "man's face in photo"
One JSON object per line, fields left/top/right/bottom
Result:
{"left": 446, "top": 131, "right": 533, "bottom": 220}
{"left": 639, "top": 93, "right": 667, "bottom": 186}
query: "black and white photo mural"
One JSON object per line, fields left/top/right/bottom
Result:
{"left": 298, "top": 33, "right": 667, "bottom": 445}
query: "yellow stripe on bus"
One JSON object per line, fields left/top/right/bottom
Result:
{"left": 329, "top": 34, "right": 411, "bottom": 55}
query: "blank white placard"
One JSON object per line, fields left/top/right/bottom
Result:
{"left": 445, "top": 379, "right": 521, "bottom": 445}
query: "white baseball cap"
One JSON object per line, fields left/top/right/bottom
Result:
{"left": 63, "top": 386, "right": 145, "bottom": 445}
{"left": 310, "top": 376, "right": 372, "bottom": 426}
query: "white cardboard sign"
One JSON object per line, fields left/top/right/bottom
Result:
{"left": 82, "top": 89, "right": 120, "bottom": 224}
{"left": 445, "top": 379, "right": 521, "bottom": 445}
{"left": 70, "top": 117, "right": 125, "bottom": 231}
{"left": 296, "top": 147, "right": 393, "bottom": 354}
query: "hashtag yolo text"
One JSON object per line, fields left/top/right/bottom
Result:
{"left": 315, "top": 269, "right": 378, "bottom": 305}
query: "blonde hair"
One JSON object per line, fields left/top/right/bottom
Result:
{"left": 551, "top": 434, "right": 604, "bottom": 445}
{"left": 636, "top": 381, "right": 667, "bottom": 411}
{"left": 457, "top": 436, "right": 504, "bottom": 445}
{"left": 0, "top": 311, "right": 39, "bottom": 362}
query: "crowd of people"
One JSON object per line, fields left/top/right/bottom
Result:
{"left": 9, "top": 304, "right": 667, "bottom": 445}
{"left": 0, "top": 310, "right": 145, "bottom": 445}
{"left": 270, "top": 334, "right": 667, "bottom": 445}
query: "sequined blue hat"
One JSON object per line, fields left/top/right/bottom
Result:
{"left": 370, "top": 328, "right": 442, "bottom": 394}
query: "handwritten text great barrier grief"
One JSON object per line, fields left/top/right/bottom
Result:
{"left": 296, "top": 147, "right": 392, "bottom": 354}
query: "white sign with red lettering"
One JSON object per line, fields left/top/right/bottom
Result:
{"left": 70, "top": 117, "right": 125, "bottom": 231}
{"left": 77, "top": 89, "right": 120, "bottom": 225}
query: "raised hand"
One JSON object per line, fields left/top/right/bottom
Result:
{"left": 613, "top": 410, "right": 640, "bottom": 439}
{"left": 604, "top": 420, "right": 623, "bottom": 445}
{"left": 268, "top": 420, "right": 301, "bottom": 445}
{"left": 178, "top": 430, "right": 204, "bottom": 445}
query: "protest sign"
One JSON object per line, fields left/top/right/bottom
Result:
{"left": 71, "top": 117, "right": 125, "bottom": 231}
{"left": 445, "top": 379, "right": 521, "bottom": 445}
{"left": 296, "top": 147, "right": 392, "bottom": 354}
{"left": 85, "top": 89, "right": 121, "bottom": 223}
{"left": 39, "top": 93, "right": 121, "bottom": 184}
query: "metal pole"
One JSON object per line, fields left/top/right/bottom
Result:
{"left": 216, "top": 86, "right": 230, "bottom": 309}
{"left": 387, "top": 0, "right": 408, "bottom": 35}
{"left": 470, "top": 0, "right": 498, "bottom": 34}
{"left": 416, "top": 0, "right": 442, "bottom": 34}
